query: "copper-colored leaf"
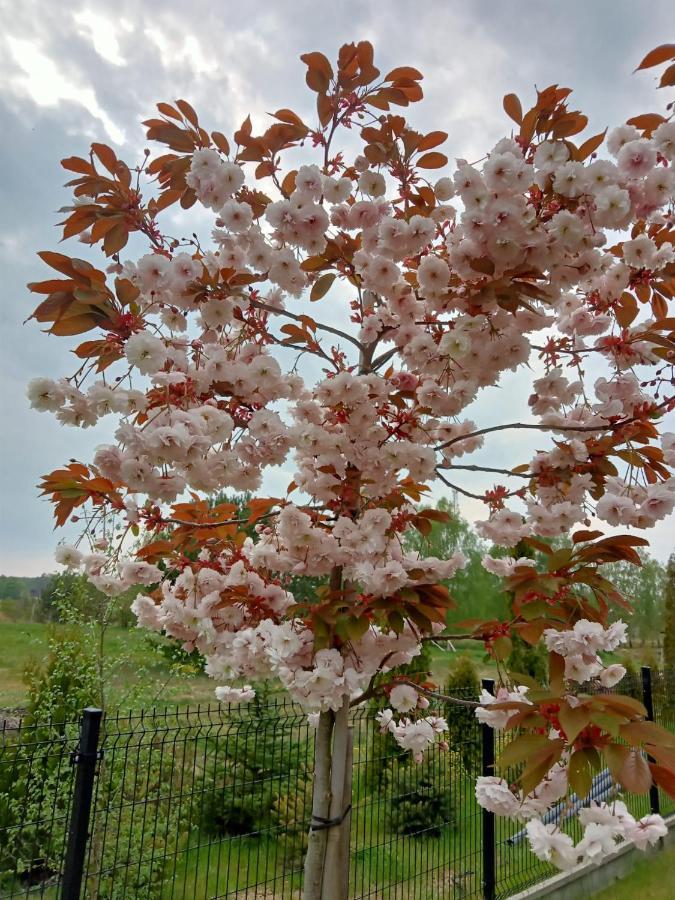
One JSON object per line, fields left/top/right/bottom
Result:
{"left": 549, "top": 651, "right": 565, "bottom": 694}
{"left": 416, "top": 151, "right": 448, "bottom": 169}
{"left": 635, "top": 43, "right": 675, "bottom": 71}
{"left": 649, "top": 763, "right": 675, "bottom": 799}
{"left": 503, "top": 93, "right": 523, "bottom": 125}
{"left": 274, "top": 108, "right": 307, "bottom": 128}
{"left": 620, "top": 720, "right": 675, "bottom": 749}
{"left": 211, "top": 131, "right": 230, "bottom": 155}
{"left": 575, "top": 129, "right": 607, "bottom": 161}
{"left": 61, "top": 156, "right": 95, "bottom": 175}
{"left": 605, "top": 743, "right": 630, "bottom": 782}
{"left": 91, "top": 143, "right": 118, "bottom": 175}
{"left": 317, "top": 93, "right": 333, "bottom": 128}
{"left": 626, "top": 113, "right": 667, "bottom": 135}
{"left": 660, "top": 63, "right": 675, "bottom": 87}
{"left": 115, "top": 277, "right": 141, "bottom": 306}
{"left": 280, "top": 170, "right": 297, "bottom": 199}
{"left": 520, "top": 108, "right": 539, "bottom": 145}
{"left": 552, "top": 114, "right": 588, "bottom": 138}
{"left": 572, "top": 529, "right": 604, "bottom": 543}
{"left": 385, "top": 66, "right": 423, "bottom": 81}
{"left": 651, "top": 294, "right": 669, "bottom": 320}
{"left": 417, "top": 131, "right": 448, "bottom": 152}
{"left": 618, "top": 748, "right": 652, "bottom": 794}
{"left": 310, "top": 272, "right": 336, "bottom": 302}
{"left": 300, "top": 51, "right": 333, "bottom": 92}
{"left": 103, "top": 222, "right": 129, "bottom": 256}
{"left": 175, "top": 98, "right": 199, "bottom": 128}
{"left": 616, "top": 293, "right": 638, "bottom": 327}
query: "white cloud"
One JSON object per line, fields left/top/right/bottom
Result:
{"left": 73, "top": 9, "right": 131, "bottom": 66}
{"left": 4, "top": 36, "right": 125, "bottom": 143}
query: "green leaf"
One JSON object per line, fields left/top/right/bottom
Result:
{"left": 590, "top": 711, "right": 623, "bottom": 738}
{"left": 569, "top": 749, "right": 593, "bottom": 799}
{"left": 339, "top": 616, "right": 370, "bottom": 642}
{"left": 520, "top": 741, "right": 564, "bottom": 796}
{"left": 520, "top": 601, "right": 551, "bottom": 621}
{"left": 546, "top": 548, "right": 572, "bottom": 571}
{"left": 498, "top": 733, "right": 552, "bottom": 769}
{"left": 558, "top": 702, "right": 592, "bottom": 744}
{"left": 388, "top": 611, "right": 405, "bottom": 634}
{"left": 492, "top": 635, "right": 512, "bottom": 661}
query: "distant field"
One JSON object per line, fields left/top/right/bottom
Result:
{"left": 0, "top": 621, "right": 220, "bottom": 709}
{"left": 0, "top": 621, "right": 497, "bottom": 711}
{"left": 0, "top": 619, "right": 660, "bottom": 712}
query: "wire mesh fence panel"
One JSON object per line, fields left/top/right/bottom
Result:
{"left": 0, "top": 717, "right": 79, "bottom": 900}
{"left": 493, "top": 668, "right": 661, "bottom": 899}
{"left": 81, "top": 698, "right": 313, "bottom": 900}
{"left": 0, "top": 670, "right": 674, "bottom": 900}
{"left": 349, "top": 688, "right": 483, "bottom": 900}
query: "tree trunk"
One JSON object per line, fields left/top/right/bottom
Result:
{"left": 303, "top": 557, "right": 357, "bottom": 899}
{"left": 302, "top": 698, "right": 354, "bottom": 900}
{"left": 321, "top": 699, "right": 351, "bottom": 900}
{"left": 329, "top": 721, "right": 353, "bottom": 900}
{"left": 303, "top": 710, "right": 334, "bottom": 900}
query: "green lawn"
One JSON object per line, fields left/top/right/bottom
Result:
{"left": 592, "top": 843, "right": 675, "bottom": 899}
{"left": 0, "top": 620, "right": 220, "bottom": 709}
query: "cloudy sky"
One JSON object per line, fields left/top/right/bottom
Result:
{"left": 1, "top": 0, "right": 673, "bottom": 576}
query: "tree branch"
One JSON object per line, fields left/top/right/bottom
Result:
{"left": 400, "top": 679, "right": 480, "bottom": 708}
{"left": 445, "top": 464, "right": 533, "bottom": 479}
{"left": 435, "top": 468, "right": 523, "bottom": 502}
{"left": 434, "top": 420, "right": 609, "bottom": 453}
{"left": 421, "top": 633, "right": 478, "bottom": 642}
{"left": 162, "top": 511, "right": 279, "bottom": 529}
{"left": 249, "top": 299, "right": 364, "bottom": 351}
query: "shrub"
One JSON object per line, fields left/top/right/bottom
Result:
{"left": 387, "top": 752, "right": 455, "bottom": 837}
{"left": 0, "top": 627, "right": 100, "bottom": 891}
{"left": 197, "top": 695, "right": 312, "bottom": 861}
{"left": 24, "top": 625, "right": 100, "bottom": 723}
{"left": 444, "top": 655, "right": 481, "bottom": 776}
{"left": 507, "top": 634, "right": 548, "bottom": 683}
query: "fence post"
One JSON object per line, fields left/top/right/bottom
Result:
{"left": 61, "top": 707, "right": 103, "bottom": 900}
{"left": 481, "top": 678, "right": 496, "bottom": 900}
{"left": 640, "top": 666, "right": 661, "bottom": 816}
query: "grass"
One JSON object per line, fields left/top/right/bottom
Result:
{"left": 0, "top": 620, "right": 220, "bottom": 709}
{"left": 591, "top": 842, "right": 675, "bottom": 899}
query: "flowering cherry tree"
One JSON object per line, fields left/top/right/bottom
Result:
{"left": 28, "top": 39, "right": 675, "bottom": 897}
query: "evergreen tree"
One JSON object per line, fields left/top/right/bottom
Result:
{"left": 663, "top": 555, "right": 675, "bottom": 671}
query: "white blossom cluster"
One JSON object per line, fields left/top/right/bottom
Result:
{"left": 543, "top": 619, "right": 629, "bottom": 684}
{"left": 524, "top": 803, "right": 666, "bottom": 870}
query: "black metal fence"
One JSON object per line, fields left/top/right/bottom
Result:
{"left": 1, "top": 668, "right": 672, "bottom": 900}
